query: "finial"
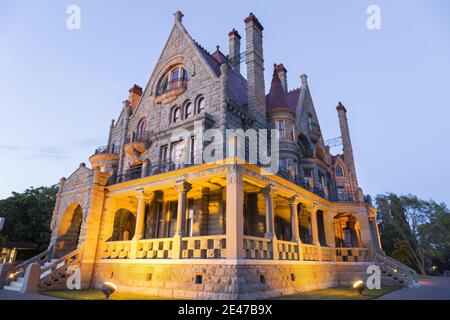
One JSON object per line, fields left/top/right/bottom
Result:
{"left": 337, "top": 101, "right": 347, "bottom": 113}
{"left": 300, "top": 74, "right": 308, "bottom": 85}
{"left": 174, "top": 10, "right": 184, "bottom": 23}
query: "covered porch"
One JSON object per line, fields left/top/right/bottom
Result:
{"left": 96, "top": 162, "right": 376, "bottom": 264}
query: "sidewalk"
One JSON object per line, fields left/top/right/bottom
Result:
{"left": 378, "top": 276, "right": 450, "bottom": 300}
{"left": 0, "top": 289, "right": 61, "bottom": 300}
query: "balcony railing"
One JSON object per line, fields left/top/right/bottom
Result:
{"left": 157, "top": 78, "right": 188, "bottom": 96}
{"left": 94, "top": 145, "right": 119, "bottom": 154}
{"left": 126, "top": 131, "right": 150, "bottom": 144}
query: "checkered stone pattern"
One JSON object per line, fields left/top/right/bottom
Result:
{"left": 137, "top": 239, "right": 173, "bottom": 259}
{"left": 277, "top": 241, "right": 299, "bottom": 260}
{"left": 302, "top": 245, "right": 320, "bottom": 261}
{"left": 335, "top": 248, "right": 368, "bottom": 262}
{"left": 102, "top": 241, "right": 130, "bottom": 259}
{"left": 244, "top": 238, "right": 273, "bottom": 259}
{"left": 181, "top": 238, "right": 226, "bottom": 259}
{"left": 321, "top": 247, "right": 335, "bottom": 261}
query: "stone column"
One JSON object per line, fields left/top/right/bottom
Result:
{"left": 289, "top": 196, "right": 300, "bottom": 242}
{"left": 356, "top": 207, "right": 373, "bottom": 249}
{"left": 133, "top": 188, "right": 146, "bottom": 240}
{"left": 172, "top": 180, "right": 192, "bottom": 259}
{"left": 263, "top": 184, "right": 278, "bottom": 260}
{"left": 289, "top": 196, "right": 303, "bottom": 261}
{"left": 141, "top": 159, "right": 149, "bottom": 178}
{"left": 309, "top": 205, "right": 323, "bottom": 261}
{"left": 323, "top": 211, "right": 336, "bottom": 248}
{"left": 225, "top": 167, "right": 245, "bottom": 259}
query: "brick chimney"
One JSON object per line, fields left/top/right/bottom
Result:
{"left": 245, "top": 13, "right": 266, "bottom": 125}
{"left": 228, "top": 28, "right": 241, "bottom": 74}
{"left": 276, "top": 64, "right": 288, "bottom": 92}
{"left": 128, "top": 84, "right": 143, "bottom": 113}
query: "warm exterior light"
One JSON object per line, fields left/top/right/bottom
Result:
{"left": 101, "top": 282, "right": 117, "bottom": 300}
{"left": 353, "top": 280, "right": 366, "bottom": 295}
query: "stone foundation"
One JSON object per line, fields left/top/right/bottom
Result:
{"left": 91, "top": 260, "right": 372, "bottom": 299}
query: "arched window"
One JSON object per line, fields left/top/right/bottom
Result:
{"left": 172, "top": 106, "right": 181, "bottom": 123}
{"left": 197, "top": 97, "right": 205, "bottom": 113}
{"left": 137, "top": 118, "right": 147, "bottom": 137}
{"left": 336, "top": 164, "right": 344, "bottom": 177}
{"left": 158, "top": 66, "right": 189, "bottom": 95}
{"left": 184, "top": 101, "right": 193, "bottom": 119}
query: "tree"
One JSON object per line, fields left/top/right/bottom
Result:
{"left": 376, "top": 193, "right": 450, "bottom": 275}
{"left": 0, "top": 186, "right": 58, "bottom": 251}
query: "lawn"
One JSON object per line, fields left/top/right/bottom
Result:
{"left": 41, "top": 290, "right": 177, "bottom": 300}
{"left": 272, "top": 286, "right": 401, "bottom": 300}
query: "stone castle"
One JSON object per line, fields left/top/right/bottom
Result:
{"left": 1, "top": 11, "right": 417, "bottom": 299}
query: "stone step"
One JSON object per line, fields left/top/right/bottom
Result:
{"left": 10, "top": 281, "right": 23, "bottom": 288}
{"left": 3, "top": 285, "right": 22, "bottom": 292}
{"left": 17, "top": 277, "right": 25, "bottom": 283}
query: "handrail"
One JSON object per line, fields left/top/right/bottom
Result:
{"left": 39, "top": 249, "right": 80, "bottom": 275}
{"left": 376, "top": 253, "right": 418, "bottom": 282}
{"left": 8, "top": 248, "right": 51, "bottom": 282}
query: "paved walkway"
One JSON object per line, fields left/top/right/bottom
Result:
{"left": 378, "top": 276, "right": 450, "bottom": 300}
{"left": 0, "top": 289, "right": 61, "bottom": 300}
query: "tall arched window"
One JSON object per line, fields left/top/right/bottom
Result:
{"left": 172, "top": 106, "right": 181, "bottom": 123}
{"left": 197, "top": 97, "right": 205, "bottom": 113}
{"left": 137, "top": 118, "right": 147, "bottom": 137}
{"left": 336, "top": 164, "right": 344, "bottom": 177}
{"left": 184, "top": 101, "right": 193, "bottom": 119}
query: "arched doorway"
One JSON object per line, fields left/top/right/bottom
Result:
{"left": 55, "top": 204, "right": 83, "bottom": 258}
{"left": 333, "top": 213, "right": 362, "bottom": 248}
{"left": 111, "top": 209, "right": 136, "bottom": 241}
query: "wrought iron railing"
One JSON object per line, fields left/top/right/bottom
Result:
{"left": 126, "top": 131, "right": 150, "bottom": 144}
{"left": 94, "top": 145, "right": 119, "bottom": 154}
{"left": 157, "top": 79, "right": 188, "bottom": 96}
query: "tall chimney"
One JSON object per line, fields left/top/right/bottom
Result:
{"left": 128, "top": 84, "right": 143, "bottom": 113}
{"left": 228, "top": 28, "right": 241, "bottom": 74}
{"left": 337, "top": 102, "right": 358, "bottom": 189}
{"left": 245, "top": 13, "right": 266, "bottom": 125}
{"left": 276, "top": 64, "right": 288, "bottom": 92}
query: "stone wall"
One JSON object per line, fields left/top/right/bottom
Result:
{"left": 92, "top": 260, "right": 371, "bottom": 299}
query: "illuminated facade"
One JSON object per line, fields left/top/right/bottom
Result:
{"left": 1, "top": 11, "right": 418, "bottom": 298}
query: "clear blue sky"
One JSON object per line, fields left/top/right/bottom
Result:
{"left": 1, "top": 0, "right": 449, "bottom": 204}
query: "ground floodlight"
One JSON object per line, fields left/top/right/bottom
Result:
{"left": 101, "top": 282, "right": 117, "bottom": 300}
{"left": 352, "top": 280, "right": 366, "bottom": 295}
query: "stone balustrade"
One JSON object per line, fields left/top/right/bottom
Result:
{"left": 136, "top": 238, "right": 173, "bottom": 259}
{"left": 277, "top": 240, "right": 299, "bottom": 260}
{"left": 102, "top": 241, "right": 132, "bottom": 259}
{"left": 335, "top": 248, "right": 368, "bottom": 262}
{"left": 302, "top": 244, "right": 321, "bottom": 261}
{"left": 181, "top": 235, "right": 226, "bottom": 259}
{"left": 243, "top": 236, "right": 273, "bottom": 259}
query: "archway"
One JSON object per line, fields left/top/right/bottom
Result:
{"left": 333, "top": 213, "right": 362, "bottom": 248}
{"left": 55, "top": 204, "right": 83, "bottom": 258}
{"left": 111, "top": 209, "right": 136, "bottom": 241}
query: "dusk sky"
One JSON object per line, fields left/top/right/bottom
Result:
{"left": 1, "top": 0, "right": 449, "bottom": 204}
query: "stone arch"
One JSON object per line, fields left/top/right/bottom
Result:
{"left": 333, "top": 213, "right": 362, "bottom": 248}
{"left": 151, "top": 55, "right": 196, "bottom": 95}
{"left": 110, "top": 209, "right": 136, "bottom": 241}
{"left": 55, "top": 203, "right": 84, "bottom": 258}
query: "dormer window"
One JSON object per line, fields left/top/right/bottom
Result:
{"left": 157, "top": 66, "right": 189, "bottom": 95}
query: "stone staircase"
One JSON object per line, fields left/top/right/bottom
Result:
{"left": 375, "top": 253, "right": 419, "bottom": 287}
{"left": 2, "top": 248, "right": 80, "bottom": 293}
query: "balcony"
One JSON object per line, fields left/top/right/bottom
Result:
{"left": 125, "top": 131, "right": 150, "bottom": 157}
{"left": 154, "top": 79, "right": 188, "bottom": 105}
{"left": 88, "top": 145, "right": 119, "bottom": 171}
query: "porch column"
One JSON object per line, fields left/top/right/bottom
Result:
{"left": 323, "top": 211, "right": 336, "bottom": 248}
{"left": 289, "top": 196, "right": 300, "bottom": 242}
{"left": 226, "top": 167, "right": 245, "bottom": 259}
{"left": 356, "top": 207, "right": 373, "bottom": 249}
{"left": 175, "top": 180, "right": 192, "bottom": 236}
{"left": 309, "top": 205, "right": 323, "bottom": 261}
{"left": 263, "top": 184, "right": 278, "bottom": 260}
{"left": 133, "top": 188, "right": 148, "bottom": 240}
{"left": 172, "top": 180, "right": 192, "bottom": 259}
{"left": 289, "top": 196, "right": 303, "bottom": 261}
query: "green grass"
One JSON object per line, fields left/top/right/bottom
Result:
{"left": 272, "top": 286, "right": 401, "bottom": 300}
{"left": 41, "top": 290, "right": 177, "bottom": 300}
